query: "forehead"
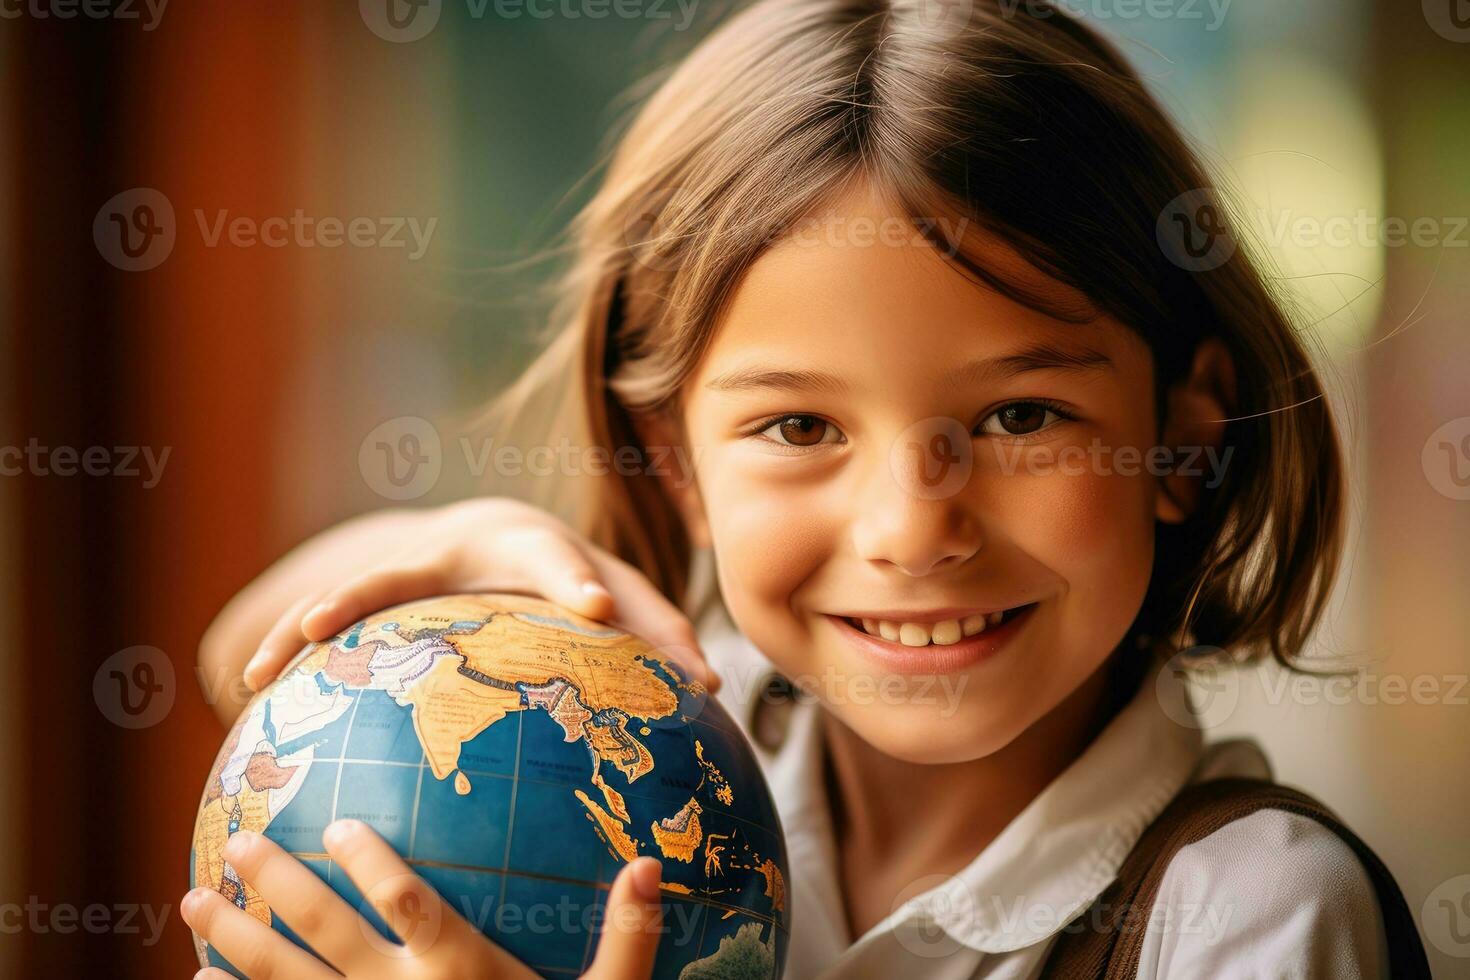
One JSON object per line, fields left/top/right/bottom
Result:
{"left": 688, "top": 185, "right": 1146, "bottom": 398}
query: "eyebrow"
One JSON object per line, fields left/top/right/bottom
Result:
{"left": 703, "top": 341, "right": 1114, "bottom": 395}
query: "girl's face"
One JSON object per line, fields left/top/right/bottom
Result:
{"left": 676, "top": 183, "right": 1167, "bottom": 764}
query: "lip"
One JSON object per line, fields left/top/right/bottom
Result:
{"left": 823, "top": 603, "right": 1037, "bottom": 675}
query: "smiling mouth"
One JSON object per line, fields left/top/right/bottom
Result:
{"left": 839, "top": 604, "right": 1037, "bottom": 647}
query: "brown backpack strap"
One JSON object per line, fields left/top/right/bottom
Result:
{"left": 1041, "top": 777, "right": 1430, "bottom": 979}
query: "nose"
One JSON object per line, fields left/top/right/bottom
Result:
{"left": 850, "top": 473, "right": 984, "bottom": 578}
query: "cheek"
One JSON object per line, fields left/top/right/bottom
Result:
{"left": 700, "top": 456, "right": 838, "bottom": 617}
{"left": 1010, "top": 463, "right": 1156, "bottom": 634}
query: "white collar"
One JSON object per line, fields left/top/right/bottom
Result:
{"left": 697, "top": 606, "right": 1208, "bottom": 957}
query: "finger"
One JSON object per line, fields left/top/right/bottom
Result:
{"left": 483, "top": 524, "right": 618, "bottom": 622}
{"left": 220, "top": 830, "right": 364, "bottom": 973}
{"left": 585, "top": 857, "right": 664, "bottom": 980}
{"left": 245, "top": 593, "right": 322, "bottom": 692}
{"left": 320, "top": 819, "right": 493, "bottom": 964}
{"left": 194, "top": 970, "right": 236, "bottom": 980}
{"left": 301, "top": 563, "right": 451, "bottom": 641}
{"left": 181, "top": 887, "right": 338, "bottom": 980}
{"left": 586, "top": 552, "right": 720, "bottom": 694}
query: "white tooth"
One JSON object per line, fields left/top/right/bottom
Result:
{"left": 861, "top": 618, "right": 880, "bottom": 636}
{"left": 987, "top": 610, "right": 1004, "bottom": 626}
{"left": 961, "top": 614, "right": 988, "bottom": 637}
{"left": 878, "top": 620, "right": 901, "bottom": 642}
{"left": 898, "top": 622, "right": 931, "bottom": 646}
{"left": 930, "top": 619, "right": 962, "bottom": 645}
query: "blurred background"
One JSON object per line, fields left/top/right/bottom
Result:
{"left": 1, "top": 0, "right": 1467, "bottom": 974}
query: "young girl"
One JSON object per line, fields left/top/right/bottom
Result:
{"left": 183, "top": 0, "right": 1430, "bottom": 976}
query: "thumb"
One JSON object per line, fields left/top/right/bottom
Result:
{"left": 585, "top": 857, "right": 664, "bottom": 980}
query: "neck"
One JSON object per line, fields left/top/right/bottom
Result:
{"left": 820, "top": 651, "right": 1129, "bottom": 890}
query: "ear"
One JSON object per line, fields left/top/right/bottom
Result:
{"left": 630, "top": 408, "right": 712, "bottom": 550}
{"left": 1155, "top": 336, "right": 1237, "bottom": 524}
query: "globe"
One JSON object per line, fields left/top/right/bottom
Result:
{"left": 190, "top": 592, "right": 790, "bottom": 979}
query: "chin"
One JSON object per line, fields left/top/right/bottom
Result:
{"left": 824, "top": 696, "right": 1031, "bottom": 765}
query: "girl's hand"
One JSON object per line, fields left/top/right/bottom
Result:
{"left": 182, "top": 819, "right": 667, "bottom": 980}
{"left": 242, "top": 496, "right": 718, "bottom": 695}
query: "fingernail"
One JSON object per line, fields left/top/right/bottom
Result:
{"left": 242, "top": 651, "right": 266, "bottom": 688}
{"left": 629, "top": 857, "right": 662, "bottom": 902}
{"left": 181, "top": 887, "right": 211, "bottom": 920}
{"left": 581, "top": 581, "right": 610, "bottom": 599}
{"left": 222, "top": 830, "right": 256, "bottom": 862}
{"left": 323, "top": 818, "right": 363, "bottom": 849}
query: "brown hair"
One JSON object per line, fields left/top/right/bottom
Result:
{"left": 475, "top": 0, "right": 1345, "bottom": 671}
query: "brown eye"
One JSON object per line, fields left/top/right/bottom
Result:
{"left": 979, "top": 402, "right": 1062, "bottom": 437}
{"left": 760, "top": 414, "right": 840, "bottom": 447}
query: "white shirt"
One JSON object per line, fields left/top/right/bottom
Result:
{"left": 695, "top": 605, "right": 1391, "bottom": 979}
